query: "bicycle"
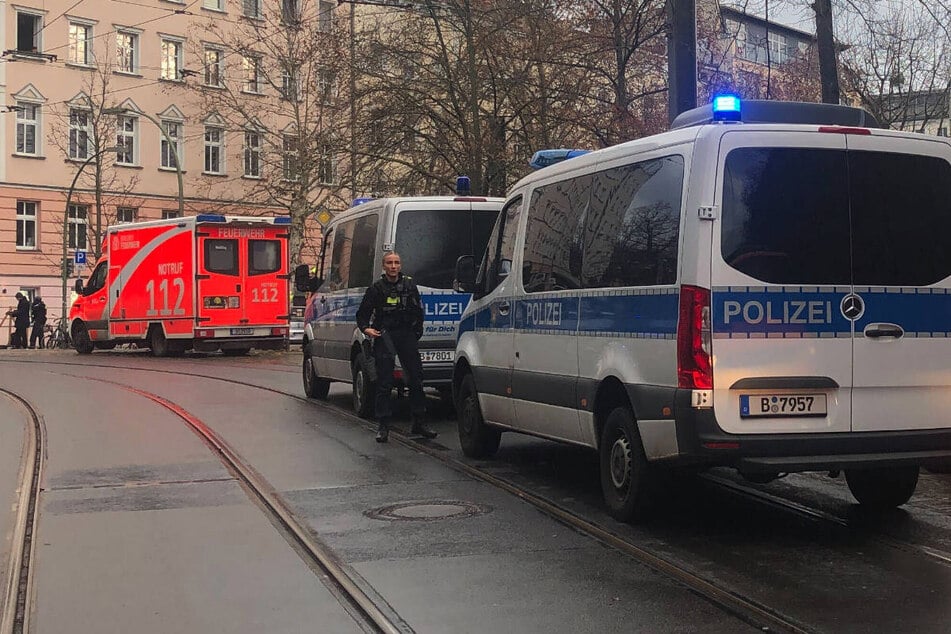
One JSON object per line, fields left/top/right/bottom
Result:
{"left": 45, "top": 318, "right": 72, "bottom": 350}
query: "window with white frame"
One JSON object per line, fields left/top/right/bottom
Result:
{"left": 116, "top": 31, "right": 138, "bottom": 73}
{"left": 16, "top": 201, "right": 37, "bottom": 249}
{"left": 243, "top": 0, "right": 261, "bottom": 18}
{"left": 282, "top": 0, "right": 300, "bottom": 24}
{"left": 68, "top": 204, "right": 88, "bottom": 250}
{"left": 69, "top": 108, "right": 91, "bottom": 160}
{"left": 116, "top": 114, "right": 138, "bottom": 165}
{"left": 283, "top": 135, "right": 299, "bottom": 181}
{"left": 243, "top": 56, "right": 262, "bottom": 93}
{"left": 204, "top": 48, "right": 222, "bottom": 86}
{"left": 16, "top": 103, "right": 39, "bottom": 155}
{"left": 318, "top": 1, "right": 334, "bottom": 33}
{"left": 317, "top": 145, "right": 336, "bottom": 184}
{"left": 116, "top": 207, "right": 137, "bottom": 223}
{"left": 203, "top": 0, "right": 224, "bottom": 10}
{"left": 204, "top": 125, "right": 224, "bottom": 174}
{"left": 768, "top": 32, "right": 787, "bottom": 64}
{"left": 281, "top": 68, "right": 300, "bottom": 101}
{"left": 162, "top": 209, "right": 180, "bottom": 219}
{"left": 68, "top": 22, "right": 93, "bottom": 65}
{"left": 161, "top": 38, "right": 184, "bottom": 80}
{"left": 317, "top": 69, "right": 334, "bottom": 105}
{"left": 244, "top": 130, "right": 261, "bottom": 177}
{"left": 16, "top": 11, "right": 43, "bottom": 54}
{"left": 161, "top": 120, "right": 182, "bottom": 169}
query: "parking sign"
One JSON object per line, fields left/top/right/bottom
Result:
{"left": 74, "top": 250, "right": 86, "bottom": 265}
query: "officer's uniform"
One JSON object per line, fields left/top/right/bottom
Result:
{"left": 356, "top": 272, "right": 435, "bottom": 440}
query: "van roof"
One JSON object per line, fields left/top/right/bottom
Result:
{"left": 671, "top": 99, "right": 882, "bottom": 130}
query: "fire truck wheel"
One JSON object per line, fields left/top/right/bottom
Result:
{"left": 149, "top": 327, "right": 170, "bottom": 357}
{"left": 72, "top": 323, "right": 94, "bottom": 355}
{"left": 352, "top": 352, "right": 376, "bottom": 419}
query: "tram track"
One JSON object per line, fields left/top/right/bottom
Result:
{"left": 5, "top": 355, "right": 951, "bottom": 632}
{"left": 0, "top": 389, "right": 45, "bottom": 634}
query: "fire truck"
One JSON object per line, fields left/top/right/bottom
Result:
{"left": 69, "top": 214, "right": 291, "bottom": 356}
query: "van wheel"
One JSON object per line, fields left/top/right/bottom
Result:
{"left": 352, "top": 353, "right": 375, "bottom": 419}
{"left": 150, "top": 327, "right": 169, "bottom": 357}
{"left": 73, "top": 323, "right": 94, "bottom": 355}
{"left": 457, "top": 374, "right": 501, "bottom": 458}
{"left": 599, "top": 407, "right": 653, "bottom": 522}
{"left": 303, "top": 349, "right": 330, "bottom": 400}
{"left": 845, "top": 466, "right": 919, "bottom": 509}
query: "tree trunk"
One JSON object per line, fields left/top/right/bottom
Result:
{"left": 814, "top": 0, "right": 840, "bottom": 104}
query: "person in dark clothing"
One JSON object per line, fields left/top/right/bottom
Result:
{"left": 29, "top": 296, "right": 47, "bottom": 349}
{"left": 9, "top": 293, "right": 31, "bottom": 349}
{"left": 356, "top": 251, "right": 437, "bottom": 443}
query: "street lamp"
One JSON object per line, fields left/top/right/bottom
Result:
{"left": 61, "top": 146, "right": 121, "bottom": 324}
{"left": 102, "top": 107, "right": 184, "bottom": 217}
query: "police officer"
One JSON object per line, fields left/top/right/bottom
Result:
{"left": 29, "top": 296, "right": 47, "bottom": 349}
{"left": 9, "top": 292, "right": 30, "bottom": 349}
{"left": 356, "top": 251, "right": 437, "bottom": 443}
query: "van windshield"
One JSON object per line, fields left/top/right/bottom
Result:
{"left": 394, "top": 209, "right": 499, "bottom": 289}
{"left": 722, "top": 147, "right": 951, "bottom": 286}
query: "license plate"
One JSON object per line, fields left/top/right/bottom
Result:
{"left": 740, "top": 394, "right": 827, "bottom": 418}
{"left": 420, "top": 350, "right": 454, "bottom": 363}
{"left": 229, "top": 328, "right": 254, "bottom": 336}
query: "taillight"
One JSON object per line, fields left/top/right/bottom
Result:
{"left": 677, "top": 285, "right": 712, "bottom": 389}
{"left": 271, "top": 327, "right": 288, "bottom": 336}
{"left": 195, "top": 329, "right": 216, "bottom": 338}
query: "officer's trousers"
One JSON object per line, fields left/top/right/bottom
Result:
{"left": 373, "top": 328, "right": 426, "bottom": 420}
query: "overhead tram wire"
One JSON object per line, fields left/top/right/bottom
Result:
{"left": 35, "top": 0, "right": 89, "bottom": 36}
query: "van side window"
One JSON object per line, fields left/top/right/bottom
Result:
{"left": 583, "top": 156, "right": 683, "bottom": 287}
{"left": 522, "top": 177, "right": 588, "bottom": 293}
{"left": 478, "top": 196, "right": 522, "bottom": 295}
{"left": 318, "top": 228, "right": 333, "bottom": 280}
{"left": 328, "top": 222, "right": 353, "bottom": 290}
{"left": 348, "top": 214, "right": 379, "bottom": 288}
{"left": 85, "top": 261, "right": 108, "bottom": 294}
{"left": 204, "top": 239, "right": 239, "bottom": 275}
{"left": 249, "top": 240, "right": 282, "bottom": 276}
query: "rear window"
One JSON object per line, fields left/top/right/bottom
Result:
{"left": 722, "top": 147, "right": 951, "bottom": 286}
{"left": 204, "top": 239, "right": 238, "bottom": 275}
{"left": 395, "top": 209, "right": 500, "bottom": 289}
{"left": 249, "top": 239, "right": 281, "bottom": 276}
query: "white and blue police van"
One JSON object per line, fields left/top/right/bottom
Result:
{"left": 452, "top": 96, "right": 951, "bottom": 521}
{"left": 295, "top": 189, "right": 503, "bottom": 417}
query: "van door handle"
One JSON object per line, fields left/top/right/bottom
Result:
{"left": 497, "top": 301, "right": 510, "bottom": 315}
{"left": 863, "top": 323, "right": 904, "bottom": 339}
{"left": 320, "top": 296, "right": 326, "bottom": 303}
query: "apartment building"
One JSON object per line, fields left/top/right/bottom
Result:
{"left": 0, "top": 0, "right": 306, "bottom": 321}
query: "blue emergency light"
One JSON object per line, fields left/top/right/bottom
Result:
{"left": 195, "top": 214, "right": 227, "bottom": 223}
{"left": 456, "top": 176, "right": 471, "bottom": 196}
{"left": 712, "top": 94, "right": 742, "bottom": 122}
{"left": 273, "top": 216, "right": 292, "bottom": 224}
{"left": 529, "top": 148, "right": 591, "bottom": 170}
{"left": 351, "top": 197, "right": 373, "bottom": 207}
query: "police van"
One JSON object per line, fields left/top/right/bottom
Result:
{"left": 452, "top": 96, "right": 951, "bottom": 521}
{"left": 295, "top": 192, "right": 503, "bottom": 416}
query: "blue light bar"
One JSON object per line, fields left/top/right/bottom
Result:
{"left": 712, "top": 94, "right": 742, "bottom": 122}
{"left": 195, "top": 214, "right": 227, "bottom": 223}
{"left": 351, "top": 197, "right": 374, "bottom": 207}
{"left": 273, "top": 216, "right": 292, "bottom": 224}
{"left": 529, "top": 148, "right": 591, "bottom": 170}
{"left": 456, "top": 175, "right": 471, "bottom": 196}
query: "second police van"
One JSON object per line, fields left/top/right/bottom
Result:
{"left": 296, "top": 191, "right": 503, "bottom": 416}
{"left": 453, "top": 97, "right": 951, "bottom": 521}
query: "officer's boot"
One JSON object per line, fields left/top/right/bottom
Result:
{"left": 376, "top": 418, "right": 389, "bottom": 443}
{"left": 410, "top": 415, "right": 437, "bottom": 439}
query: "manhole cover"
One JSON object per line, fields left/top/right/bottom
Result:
{"left": 365, "top": 500, "right": 491, "bottom": 522}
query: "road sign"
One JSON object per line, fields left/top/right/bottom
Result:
{"left": 74, "top": 250, "right": 86, "bottom": 265}
{"left": 315, "top": 209, "right": 333, "bottom": 227}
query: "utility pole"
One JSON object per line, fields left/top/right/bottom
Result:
{"left": 667, "top": 0, "right": 697, "bottom": 124}
{"left": 814, "top": 0, "right": 840, "bottom": 104}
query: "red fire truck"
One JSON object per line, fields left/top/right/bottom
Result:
{"left": 69, "top": 214, "right": 291, "bottom": 356}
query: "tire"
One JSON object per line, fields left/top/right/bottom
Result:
{"left": 352, "top": 352, "right": 375, "bottom": 419}
{"left": 456, "top": 374, "right": 501, "bottom": 458}
{"left": 599, "top": 406, "right": 654, "bottom": 522}
{"left": 845, "top": 466, "right": 919, "bottom": 509}
{"left": 150, "top": 327, "right": 169, "bottom": 357}
{"left": 72, "top": 323, "right": 94, "bottom": 355}
{"left": 303, "top": 349, "right": 331, "bottom": 400}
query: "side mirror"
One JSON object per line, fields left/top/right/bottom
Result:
{"left": 293, "top": 264, "right": 310, "bottom": 293}
{"left": 74, "top": 278, "right": 84, "bottom": 295}
{"left": 453, "top": 255, "right": 476, "bottom": 293}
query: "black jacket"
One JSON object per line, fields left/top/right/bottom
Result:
{"left": 31, "top": 300, "right": 47, "bottom": 325}
{"left": 356, "top": 273, "right": 424, "bottom": 338}
{"left": 14, "top": 297, "right": 30, "bottom": 328}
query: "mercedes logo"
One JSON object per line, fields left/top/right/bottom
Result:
{"left": 840, "top": 293, "right": 865, "bottom": 321}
